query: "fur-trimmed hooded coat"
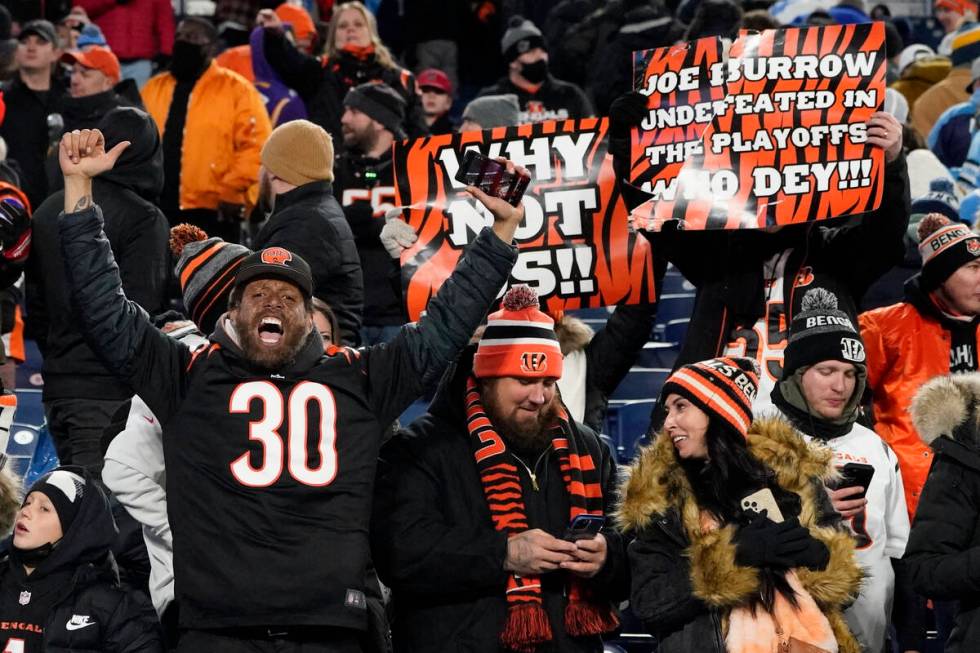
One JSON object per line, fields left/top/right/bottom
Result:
{"left": 616, "top": 417, "right": 862, "bottom": 653}
{"left": 905, "top": 372, "right": 980, "bottom": 653}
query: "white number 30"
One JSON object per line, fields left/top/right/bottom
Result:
{"left": 229, "top": 381, "right": 339, "bottom": 487}
{"left": 4, "top": 638, "right": 24, "bottom": 653}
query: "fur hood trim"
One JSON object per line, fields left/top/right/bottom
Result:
{"left": 555, "top": 316, "right": 594, "bottom": 356}
{"left": 911, "top": 372, "right": 980, "bottom": 446}
{"left": 0, "top": 467, "right": 20, "bottom": 537}
{"left": 616, "top": 416, "right": 835, "bottom": 532}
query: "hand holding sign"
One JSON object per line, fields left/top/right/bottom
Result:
{"left": 865, "top": 111, "right": 902, "bottom": 164}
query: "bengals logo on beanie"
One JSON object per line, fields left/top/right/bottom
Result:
{"left": 474, "top": 285, "right": 563, "bottom": 379}
{"left": 661, "top": 357, "right": 759, "bottom": 438}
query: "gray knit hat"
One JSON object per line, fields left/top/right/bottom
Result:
{"left": 343, "top": 82, "right": 407, "bottom": 140}
{"left": 501, "top": 15, "right": 545, "bottom": 62}
{"left": 171, "top": 225, "right": 251, "bottom": 334}
{"left": 462, "top": 94, "right": 520, "bottom": 129}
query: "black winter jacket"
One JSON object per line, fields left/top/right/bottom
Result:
{"left": 0, "top": 75, "right": 68, "bottom": 209}
{"left": 904, "top": 373, "right": 980, "bottom": 653}
{"left": 372, "top": 347, "right": 629, "bottom": 653}
{"left": 26, "top": 108, "right": 169, "bottom": 402}
{"left": 57, "top": 200, "right": 517, "bottom": 631}
{"left": 476, "top": 75, "right": 594, "bottom": 124}
{"left": 0, "top": 467, "right": 162, "bottom": 652}
{"left": 253, "top": 180, "right": 364, "bottom": 345}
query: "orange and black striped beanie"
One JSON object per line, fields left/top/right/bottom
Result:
{"left": 473, "top": 285, "right": 563, "bottom": 380}
{"left": 661, "top": 357, "right": 759, "bottom": 439}
{"left": 171, "top": 225, "right": 250, "bottom": 334}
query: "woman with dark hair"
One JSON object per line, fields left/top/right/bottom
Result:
{"left": 617, "top": 357, "right": 862, "bottom": 653}
{"left": 312, "top": 297, "right": 339, "bottom": 349}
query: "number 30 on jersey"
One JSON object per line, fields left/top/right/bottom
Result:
{"left": 229, "top": 381, "right": 339, "bottom": 488}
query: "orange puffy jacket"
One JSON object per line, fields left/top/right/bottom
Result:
{"left": 859, "top": 299, "right": 980, "bottom": 518}
{"left": 141, "top": 62, "right": 271, "bottom": 211}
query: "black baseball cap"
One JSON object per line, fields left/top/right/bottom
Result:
{"left": 234, "top": 247, "right": 313, "bottom": 298}
{"left": 19, "top": 19, "right": 57, "bottom": 44}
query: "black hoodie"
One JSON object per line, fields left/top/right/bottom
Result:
{"left": 26, "top": 106, "right": 170, "bottom": 402}
{"left": 0, "top": 467, "right": 162, "bottom": 652}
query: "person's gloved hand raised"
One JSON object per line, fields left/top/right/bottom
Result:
{"left": 733, "top": 512, "right": 814, "bottom": 569}
{"left": 608, "top": 91, "right": 649, "bottom": 142}
{"left": 380, "top": 209, "right": 418, "bottom": 259}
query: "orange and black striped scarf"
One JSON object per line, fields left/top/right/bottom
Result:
{"left": 465, "top": 376, "right": 619, "bottom": 652}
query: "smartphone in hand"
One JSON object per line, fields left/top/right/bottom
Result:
{"left": 563, "top": 515, "right": 605, "bottom": 542}
{"left": 454, "top": 151, "right": 531, "bottom": 207}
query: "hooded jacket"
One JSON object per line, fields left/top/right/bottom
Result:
{"left": 371, "top": 346, "right": 628, "bottom": 653}
{"left": 57, "top": 198, "right": 518, "bottom": 630}
{"left": 252, "top": 180, "right": 364, "bottom": 345}
{"left": 891, "top": 56, "right": 952, "bottom": 113}
{"left": 0, "top": 467, "right": 162, "bottom": 652}
{"left": 904, "top": 373, "right": 980, "bottom": 653}
{"left": 912, "top": 66, "right": 972, "bottom": 143}
{"left": 617, "top": 418, "right": 862, "bottom": 653}
{"left": 858, "top": 275, "right": 980, "bottom": 517}
{"left": 26, "top": 106, "right": 169, "bottom": 403}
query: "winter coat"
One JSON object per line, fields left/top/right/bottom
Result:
{"left": 371, "top": 346, "right": 628, "bottom": 653}
{"left": 141, "top": 62, "right": 272, "bottom": 211}
{"left": 253, "top": 180, "right": 364, "bottom": 345}
{"left": 57, "top": 200, "right": 517, "bottom": 630}
{"left": 859, "top": 276, "right": 979, "bottom": 517}
{"left": 0, "top": 75, "right": 68, "bottom": 209}
{"left": 904, "top": 372, "right": 980, "bottom": 653}
{"left": 891, "top": 56, "right": 953, "bottom": 113}
{"left": 912, "top": 66, "right": 972, "bottom": 144}
{"left": 26, "top": 107, "right": 169, "bottom": 403}
{"left": 75, "top": 0, "right": 174, "bottom": 61}
{"left": 476, "top": 75, "right": 594, "bottom": 124}
{"left": 261, "top": 28, "right": 428, "bottom": 146}
{"left": 927, "top": 88, "right": 980, "bottom": 170}
{"left": 657, "top": 154, "right": 910, "bottom": 376}
{"left": 0, "top": 467, "right": 163, "bottom": 652}
{"left": 616, "top": 418, "right": 863, "bottom": 653}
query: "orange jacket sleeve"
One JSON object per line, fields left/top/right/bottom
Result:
{"left": 217, "top": 81, "right": 272, "bottom": 206}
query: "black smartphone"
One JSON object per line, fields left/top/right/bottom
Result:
{"left": 454, "top": 150, "right": 531, "bottom": 207}
{"left": 830, "top": 462, "right": 875, "bottom": 499}
{"left": 563, "top": 514, "right": 605, "bottom": 542}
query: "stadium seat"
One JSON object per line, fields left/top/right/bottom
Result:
{"left": 604, "top": 399, "right": 656, "bottom": 464}
{"left": 663, "top": 319, "right": 690, "bottom": 346}
{"left": 611, "top": 368, "right": 671, "bottom": 401}
{"left": 655, "top": 293, "right": 695, "bottom": 325}
{"left": 634, "top": 342, "right": 678, "bottom": 369}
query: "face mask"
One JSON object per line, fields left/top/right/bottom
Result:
{"left": 170, "top": 40, "right": 209, "bottom": 81}
{"left": 520, "top": 59, "right": 548, "bottom": 84}
{"left": 11, "top": 541, "right": 56, "bottom": 566}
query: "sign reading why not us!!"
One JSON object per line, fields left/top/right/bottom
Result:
{"left": 392, "top": 119, "right": 656, "bottom": 321}
{"left": 627, "top": 22, "right": 886, "bottom": 231}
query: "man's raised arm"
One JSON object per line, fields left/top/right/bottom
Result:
{"left": 58, "top": 129, "right": 191, "bottom": 422}
{"left": 366, "top": 160, "right": 525, "bottom": 424}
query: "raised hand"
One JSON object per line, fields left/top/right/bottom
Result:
{"left": 464, "top": 158, "right": 528, "bottom": 244}
{"left": 865, "top": 111, "right": 903, "bottom": 164}
{"left": 59, "top": 129, "right": 130, "bottom": 180}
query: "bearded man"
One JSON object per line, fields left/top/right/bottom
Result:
{"left": 55, "top": 128, "right": 524, "bottom": 652}
{"left": 371, "top": 285, "right": 627, "bottom": 653}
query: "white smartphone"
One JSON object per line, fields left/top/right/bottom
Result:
{"left": 740, "top": 488, "right": 784, "bottom": 523}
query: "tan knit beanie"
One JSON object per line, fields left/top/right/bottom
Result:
{"left": 261, "top": 119, "right": 335, "bottom": 186}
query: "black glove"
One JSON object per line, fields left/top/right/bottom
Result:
{"left": 0, "top": 198, "right": 30, "bottom": 262}
{"left": 608, "top": 91, "right": 648, "bottom": 141}
{"left": 734, "top": 515, "right": 813, "bottom": 569}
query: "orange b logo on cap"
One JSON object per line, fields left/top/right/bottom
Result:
{"left": 260, "top": 247, "right": 292, "bottom": 265}
{"left": 520, "top": 352, "right": 548, "bottom": 374}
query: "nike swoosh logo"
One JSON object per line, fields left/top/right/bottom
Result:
{"left": 65, "top": 620, "right": 95, "bottom": 631}
{"left": 143, "top": 415, "right": 155, "bottom": 424}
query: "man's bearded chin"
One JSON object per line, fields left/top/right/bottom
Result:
{"left": 236, "top": 314, "right": 309, "bottom": 371}
{"left": 482, "top": 388, "right": 558, "bottom": 453}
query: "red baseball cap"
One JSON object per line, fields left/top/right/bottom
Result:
{"left": 417, "top": 68, "right": 452, "bottom": 95}
{"left": 62, "top": 46, "right": 121, "bottom": 83}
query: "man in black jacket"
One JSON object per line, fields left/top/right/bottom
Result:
{"left": 0, "top": 19, "right": 67, "bottom": 209}
{"left": 477, "top": 16, "right": 593, "bottom": 124}
{"left": 372, "top": 286, "right": 627, "bottom": 653}
{"left": 334, "top": 82, "right": 404, "bottom": 345}
{"left": 253, "top": 119, "right": 364, "bottom": 346}
{"left": 55, "top": 126, "right": 523, "bottom": 651}
{"left": 26, "top": 107, "right": 169, "bottom": 475}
